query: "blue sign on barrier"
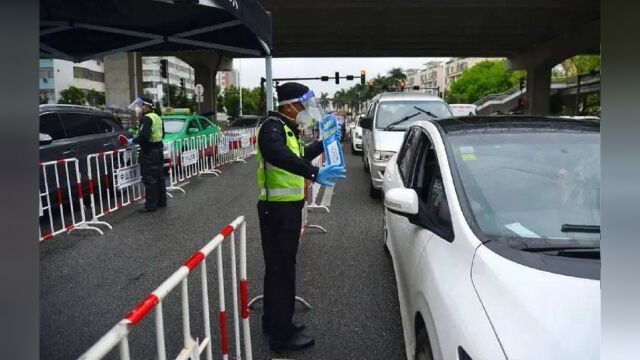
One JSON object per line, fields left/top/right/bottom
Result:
{"left": 319, "top": 113, "right": 345, "bottom": 167}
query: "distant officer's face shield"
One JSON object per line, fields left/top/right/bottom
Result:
{"left": 128, "top": 97, "right": 153, "bottom": 116}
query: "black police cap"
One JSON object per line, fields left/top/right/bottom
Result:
{"left": 276, "top": 82, "right": 309, "bottom": 103}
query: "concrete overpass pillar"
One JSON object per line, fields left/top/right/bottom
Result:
{"left": 525, "top": 64, "right": 552, "bottom": 115}
{"left": 104, "top": 52, "right": 143, "bottom": 108}
{"left": 194, "top": 65, "right": 216, "bottom": 115}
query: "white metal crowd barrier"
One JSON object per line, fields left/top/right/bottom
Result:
{"left": 79, "top": 216, "right": 252, "bottom": 360}
{"left": 166, "top": 129, "right": 257, "bottom": 194}
{"left": 39, "top": 158, "right": 102, "bottom": 241}
{"left": 85, "top": 148, "right": 144, "bottom": 230}
{"left": 307, "top": 154, "right": 333, "bottom": 213}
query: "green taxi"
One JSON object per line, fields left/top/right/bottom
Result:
{"left": 160, "top": 108, "right": 221, "bottom": 162}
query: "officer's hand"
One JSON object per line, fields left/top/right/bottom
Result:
{"left": 316, "top": 164, "right": 347, "bottom": 187}
{"left": 127, "top": 138, "right": 134, "bottom": 147}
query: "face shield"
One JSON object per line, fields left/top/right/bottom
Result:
{"left": 280, "top": 90, "right": 324, "bottom": 128}
{"left": 127, "top": 97, "right": 153, "bottom": 116}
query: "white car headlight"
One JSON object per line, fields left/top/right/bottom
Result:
{"left": 373, "top": 150, "right": 396, "bottom": 161}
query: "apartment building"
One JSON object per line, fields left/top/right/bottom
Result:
{"left": 39, "top": 59, "right": 105, "bottom": 104}
{"left": 142, "top": 56, "right": 195, "bottom": 102}
{"left": 444, "top": 57, "right": 496, "bottom": 89}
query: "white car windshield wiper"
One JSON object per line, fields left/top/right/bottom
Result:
{"left": 561, "top": 224, "right": 601, "bottom": 233}
{"left": 413, "top": 106, "right": 439, "bottom": 119}
{"left": 383, "top": 112, "right": 421, "bottom": 131}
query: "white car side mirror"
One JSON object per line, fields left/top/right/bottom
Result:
{"left": 384, "top": 188, "right": 419, "bottom": 215}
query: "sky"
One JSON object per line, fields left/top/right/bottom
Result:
{"left": 232, "top": 57, "right": 450, "bottom": 96}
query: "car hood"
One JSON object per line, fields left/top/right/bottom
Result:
{"left": 471, "top": 245, "right": 600, "bottom": 360}
{"left": 374, "top": 130, "right": 406, "bottom": 152}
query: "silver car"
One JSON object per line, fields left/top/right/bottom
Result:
{"left": 360, "top": 92, "right": 453, "bottom": 198}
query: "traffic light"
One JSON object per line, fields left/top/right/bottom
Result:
{"left": 400, "top": 81, "right": 405, "bottom": 91}
{"left": 335, "top": 72, "right": 340, "bottom": 84}
{"left": 180, "top": 78, "right": 185, "bottom": 91}
{"left": 346, "top": 75, "right": 354, "bottom": 81}
{"left": 160, "top": 59, "right": 168, "bottom": 79}
{"left": 360, "top": 70, "right": 366, "bottom": 85}
{"left": 519, "top": 77, "right": 525, "bottom": 91}
{"left": 321, "top": 76, "right": 329, "bottom": 81}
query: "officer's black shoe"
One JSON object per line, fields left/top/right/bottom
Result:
{"left": 138, "top": 208, "right": 157, "bottom": 213}
{"left": 268, "top": 330, "right": 315, "bottom": 352}
{"left": 262, "top": 321, "right": 305, "bottom": 335}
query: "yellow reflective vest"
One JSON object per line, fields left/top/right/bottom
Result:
{"left": 256, "top": 119, "right": 305, "bottom": 202}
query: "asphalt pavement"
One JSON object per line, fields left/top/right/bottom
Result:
{"left": 40, "top": 143, "right": 405, "bottom": 360}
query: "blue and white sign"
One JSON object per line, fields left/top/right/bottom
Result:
{"left": 319, "top": 114, "right": 345, "bottom": 167}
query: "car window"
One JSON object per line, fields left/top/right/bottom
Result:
{"left": 187, "top": 119, "right": 200, "bottom": 132}
{"left": 95, "top": 117, "right": 114, "bottom": 133}
{"left": 367, "top": 102, "right": 376, "bottom": 119}
{"left": 40, "top": 113, "right": 66, "bottom": 140}
{"left": 375, "top": 101, "right": 453, "bottom": 130}
{"left": 397, "top": 128, "right": 420, "bottom": 185}
{"left": 60, "top": 112, "right": 101, "bottom": 138}
{"left": 164, "top": 120, "right": 185, "bottom": 134}
{"left": 410, "top": 130, "right": 453, "bottom": 239}
{"left": 198, "top": 117, "right": 213, "bottom": 129}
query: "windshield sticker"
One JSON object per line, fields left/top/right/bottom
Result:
{"left": 459, "top": 146, "right": 477, "bottom": 161}
{"left": 461, "top": 153, "right": 477, "bottom": 161}
{"left": 505, "top": 222, "right": 541, "bottom": 238}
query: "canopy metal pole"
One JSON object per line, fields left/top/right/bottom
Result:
{"left": 265, "top": 56, "right": 274, "bottom": 112}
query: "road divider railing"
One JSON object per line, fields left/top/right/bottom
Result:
{"left": 166, "top": 129, "right": 257, "bottom": 194}
{"left": 79, "top": 216, "right": 253, "bottom": 360}
{"left": 85, "top": 148, "right": 144, "bottom": 231}
{"left": 39, "top": 158, "right": 102, "bottom": 241}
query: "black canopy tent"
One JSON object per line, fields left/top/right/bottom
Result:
{"left": 40, "top": 0, "right": 273, "bottom": 60}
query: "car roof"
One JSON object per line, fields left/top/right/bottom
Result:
{"left": 414, "top": 115, "right": 600, "bottom": 135}
{"left": 373, "top": 92, "right": 443, "bottom": 102}
{"left": 39, "top": 104, "right": 114, "bottom": 116}
{"left": 162, "top": 114, "right": 199, "bottom": 121}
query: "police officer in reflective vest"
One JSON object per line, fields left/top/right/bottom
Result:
{"left": 128, "top": 97, "right": 167, "bottom": 213}
{"left": 257, "top": 83, "right": 346, "bottom": 351}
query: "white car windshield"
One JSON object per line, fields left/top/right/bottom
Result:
{"left": 164, "top": 120, "right": 185, "bottom": 134}
{"left": 375, "top": 101, "right": 453, "bottom": 130}
{"left": 449, "top": 130, "right": 600, "bottom": 245}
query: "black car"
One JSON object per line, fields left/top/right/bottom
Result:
{"left": 227, "top": 115, "right": 265, "bottom": 129}
{"left": 39, "top": 104, "right": 128, "bottom": 202}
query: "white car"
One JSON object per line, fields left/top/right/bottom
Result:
{"left": 449, "top": 104, "right": 477, "bottom": 116}
{"left": 382, "top": 116, "right": 600, "bottom": 360}
{"left": 350, "top": 116, "right": 363, "bottom": 154}
{"left": 360, "top": 92, "right": 453, "bottom": 198}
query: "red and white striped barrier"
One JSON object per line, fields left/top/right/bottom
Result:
{"left": 79, "top": 216, "right": 252, "bottom": 360}
{"left": 85, "top": 148, "right": 144, "bottom": 230}
{"left": 39, "top": 158, "right": 102, "bottom": 241}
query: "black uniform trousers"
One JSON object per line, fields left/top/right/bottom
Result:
{"left": 139, "top": 146, "right": 167, "bottom": 210}
{"left": 257, "top": 199, "right": 304, "bottom": 341}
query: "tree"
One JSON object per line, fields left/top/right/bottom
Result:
{"left": 445, "top": 60, "right": 522, "bottom": 104}
{"left": 161, "top": 84, "right": 195, "bottom": 110}
{"left": 58, "top": 86, "right": 86, "bottom": 105}
{"left": 223, "top": 85, "right": 241, "bottom": 117}
{"left": 319, "top": 92, "right": 330, "bottom": 112}
{"left": 554, "top": 55, "right": 600, "bottom": 78}
{"left": 85, "top": 89, "right": 105, "bottom": 107}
